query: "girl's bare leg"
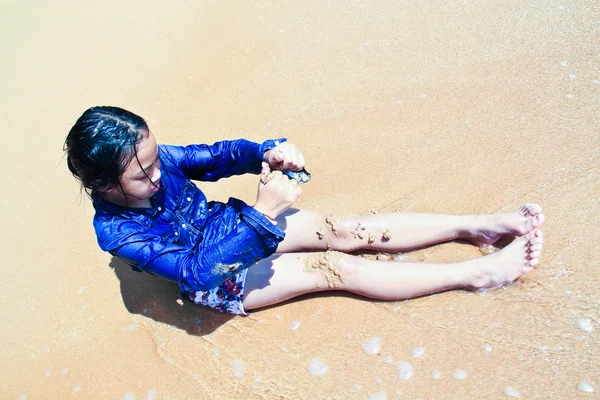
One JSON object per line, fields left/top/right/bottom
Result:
{"left": 275, "top": 204, "right": 544, "bottom": 253}
{"left": 243, "top": 231, "right": 543, "bottom": 310}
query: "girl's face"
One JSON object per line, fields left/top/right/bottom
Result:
{"left": 102, "top": 130, "right": 161, "bottom": 208}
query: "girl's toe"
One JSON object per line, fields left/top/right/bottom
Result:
{"left": 533, "top": 214, "right": 544, "bottom": 226}
{"left": 529, "top": 258, "right": 540, "bottom": 266}
{"left": 523, "top": 232, "right": 535, "bottom": 241}
{"left": 528, "top": 204, "right": 542, "bottom": 215}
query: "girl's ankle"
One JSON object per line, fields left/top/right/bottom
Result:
{"left": 457, "top": 215, "right": 485, "bottom": 240}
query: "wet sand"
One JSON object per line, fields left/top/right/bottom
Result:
{"left": 1, "top": 0, "right": 598, "bottom": 398}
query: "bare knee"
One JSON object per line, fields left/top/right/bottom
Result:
{"left": 302, "top": 251, "right": 360, "bottom": 290}
{"left": 325, "top": 214, "right": 367, "bottom": 252}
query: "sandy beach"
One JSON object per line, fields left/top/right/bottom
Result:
{"left": 1, "top": 0, "right": 598, "bottom": 398}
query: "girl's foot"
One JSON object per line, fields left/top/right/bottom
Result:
{"left": 468, "top": 230, "right": 543, "bottom": 289}
{"left": 469, "top": 204, "right": 544, "bottom": 246}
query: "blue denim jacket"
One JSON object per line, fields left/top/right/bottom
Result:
{"left": 92, "top": 138, "right": 286, "bottom": 294}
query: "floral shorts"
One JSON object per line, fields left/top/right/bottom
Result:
{"left": 187, "top": 269, "right": 248, "bottom": 315}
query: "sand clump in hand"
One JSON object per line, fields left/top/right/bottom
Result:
{"left": 260, "top": 169, "right": 277, "bottom": 185}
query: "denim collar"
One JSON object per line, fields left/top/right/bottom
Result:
{"left": 92, "top": 180, "right": 168, "bottom": 218}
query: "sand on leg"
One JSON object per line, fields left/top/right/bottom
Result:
{"left": 274, "top": 204, "right": 544, "bottom": 253}
{"left": 243, "top": 230, "right": 543, "bottom": 310}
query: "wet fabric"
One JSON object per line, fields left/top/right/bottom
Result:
{"left": 92, "top": 138, "right": 286, "bottom": 298}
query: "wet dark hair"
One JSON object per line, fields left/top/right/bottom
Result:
{"left": 64, "top": 106, "right": 149, "bottom": 194}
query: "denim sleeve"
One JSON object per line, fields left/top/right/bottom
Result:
{"left": 179, "top": 206, "right": 285, "bottom": 292}
{"left": 162, "top": 138, "right": 286, "bottom": 181}
{"left": 102, "top": 208, "right": 285, "bottom": 292}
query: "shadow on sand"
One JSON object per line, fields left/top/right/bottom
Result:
{"left": 109, "top": 255, "right": 367, "bottom": 334}
{"left": 109, "top": 257, "right": 235, "bottom": 336}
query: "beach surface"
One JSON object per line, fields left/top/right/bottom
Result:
{"left": 1, "top": 0, "right": 598, "bottom": 398}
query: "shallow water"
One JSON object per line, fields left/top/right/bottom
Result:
{"left": 1, "top": 0, "right": 598, "bottom": 398}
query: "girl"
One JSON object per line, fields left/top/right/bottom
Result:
{"left": 65, "top": 106, "right": 544, "bottom": 315}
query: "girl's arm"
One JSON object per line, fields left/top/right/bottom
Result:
{"left": 99, "top": 163, "right": 300, "bottom": 292}
{"left": 161, "top": 138, "right": 286, "bottom": 182}
{"left": 101, "top": 200, "right": 285, "bottom": 292}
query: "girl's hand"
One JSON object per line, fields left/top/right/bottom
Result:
{"left": 263, "top": 142, "right": 305, "bottom": 172}
{"left": 253, "top": 162, "right": 302, "bottom": 220}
